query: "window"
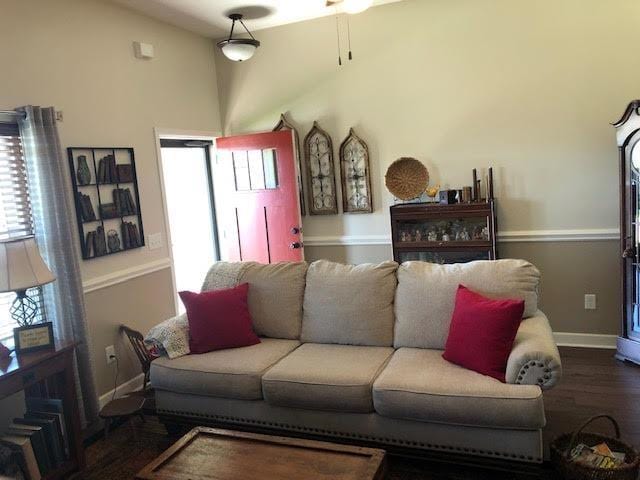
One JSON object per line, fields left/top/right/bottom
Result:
{"left": 232, "top": 149, "right": 278, "bottom": 191}
{"left": 0, "top": 121, "right": 42, "bottom": 344}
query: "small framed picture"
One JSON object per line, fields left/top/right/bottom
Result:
{"left": 13, "top": 322, "right": 54, "bottom": 354}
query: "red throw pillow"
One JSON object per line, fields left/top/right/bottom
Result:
{"left": 442, "top": 284, "right": 524, "bottom": 382}
{"left": 179, "top": 283, "right": 260, "bottom": 354}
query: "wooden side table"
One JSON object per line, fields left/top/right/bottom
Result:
{"left": 0, "top": 339, "right": 85, "bottom": 479}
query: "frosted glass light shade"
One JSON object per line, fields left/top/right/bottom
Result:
{"left": 218, "top": 39, "right": 260, "bottom": 62}
{"left": 343, "top": 0, "right": 373, "bottom": 14}
{"left": 0, "top": 237, "right": 55, "bottom": 292}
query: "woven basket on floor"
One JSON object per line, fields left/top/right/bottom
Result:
{"left": 550, "top": 415, "right": 640, "bottom": 480}
{"left": 385, "top": 157, "right": 429, "bottom": 200}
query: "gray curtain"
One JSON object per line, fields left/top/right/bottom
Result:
{"left": 18, "top": 106, "right": 99, "bottom": 427}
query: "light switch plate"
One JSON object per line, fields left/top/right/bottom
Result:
{"left": 584, "top": 294, "right": 597, "bottom": 310}
{"left": 148, "top": 233, "right": 162, "bottom": 250}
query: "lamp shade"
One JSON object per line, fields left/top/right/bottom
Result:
{"left": 0, "top": 238, "right": 55, "bottom": 293}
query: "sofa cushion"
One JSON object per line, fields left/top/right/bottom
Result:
{"left": 373, "top": 348, "right": 545, "bottom": 429}
{"left": 300, "top": 260, "right": 398, "bottom": 346}
{"left": 150, "top": 338, "right": 300, "bottom": 400}
{"left": 262, "top": 343, "right": 394, "bottom": 412}
{"left": 394, "top": 259, "right": 540, "bottom": 349}
{"left": 237, "top": 262, "right": 307, "bottom": 339}
{"left": 200, "top": 261, "right": 307, "bottom": 340}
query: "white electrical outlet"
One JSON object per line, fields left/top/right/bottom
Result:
{"left": 147, "top": 233, "right": 162, "bottom": 250}
{"left": 105, "top": 345, "right": 116, "bottom": 364}
{"left": 584, "top": 294, "right": 597, "bottom": 310}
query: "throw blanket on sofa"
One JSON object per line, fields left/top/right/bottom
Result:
{"left": 144, "top": 262, "right": 249, "bottom": 359}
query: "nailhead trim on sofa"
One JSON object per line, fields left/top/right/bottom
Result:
{"left": 158, "top": 408, "right": 542, "bottom": 462}
{"left": 515, "top": 359, "right": 555, "bottom": 389}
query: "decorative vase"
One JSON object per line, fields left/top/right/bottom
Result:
{"left": 76, "top": 155, "right": 91, "bottom": 185}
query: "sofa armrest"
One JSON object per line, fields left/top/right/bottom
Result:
{"left": 505, "top": 310, "right": 562, "bottom": 390}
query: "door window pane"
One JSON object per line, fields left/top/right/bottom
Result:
{"left": 233, "top": 151, "right": 250, "bottom": 191}
{"left": 247, "top": 150, "right": 265, "bottom": 190}
{"left": 262, "top": 149, "right": 278, "bottom": 189}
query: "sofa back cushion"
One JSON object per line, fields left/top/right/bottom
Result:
{"left": 394, "top": 259, "right": 540, "bottom": 349}
{"left": 201, "top": 261, "right": 307, "bottom": 339}
{"left": 301, "top": 260, "right": 398, "bottom": 346}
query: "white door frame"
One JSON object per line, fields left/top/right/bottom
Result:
{"left": 153, "top": 127, "right": 221, "bottom": 316}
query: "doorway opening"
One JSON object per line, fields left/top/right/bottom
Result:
{"left": 159, "top": 138, "right": 219, "bottom": 312}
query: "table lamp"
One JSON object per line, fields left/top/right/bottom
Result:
{"left": 0, "top": 237, "right": 56, "bottom": 326}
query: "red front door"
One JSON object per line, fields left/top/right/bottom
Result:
{"left": 214, "top": 130, "right": 303, "bottom": 263}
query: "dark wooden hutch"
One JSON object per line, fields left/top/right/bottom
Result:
{"left": 613, "top": 100, "right": 640, "bottom": 365}
{"left": 390, "top": 200, "right": 497, "bottom": 264}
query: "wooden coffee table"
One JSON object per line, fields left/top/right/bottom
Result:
{"left": 136, "top": 427, "right": 386, "bottom": 480}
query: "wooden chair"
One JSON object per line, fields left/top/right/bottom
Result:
{"left": 120, "top": 324, "right": 154, "bottom": 392}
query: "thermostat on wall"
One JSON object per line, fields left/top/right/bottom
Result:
{"left": 133, "top": 41, "right": 154, "bottom": 59}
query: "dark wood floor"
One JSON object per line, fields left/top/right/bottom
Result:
{"left": 83, "top": 347, "right": 640, "bottom": 479}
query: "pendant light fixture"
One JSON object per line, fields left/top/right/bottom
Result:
{"left": 217, "top": 13, "right": 260, "bottom": 62}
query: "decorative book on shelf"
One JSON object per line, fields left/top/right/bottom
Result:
{"left": 67, "top": 147, "right": 145, "bottom": 260}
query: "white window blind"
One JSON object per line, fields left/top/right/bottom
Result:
{"left": 0, "top": 122, "right": 33, "bottom": 240}
{"left": 0, "top": 121, "right": 41, "bottom": 344}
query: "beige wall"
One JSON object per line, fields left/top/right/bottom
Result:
{"left": 215, "top": 0, "right": 630, "bottom": 336}
{"left": 84, "top": 268, "right": 175, "bottom": 395}
{"left": 215, "top": 0, "right": 632, "bottom": 237}
{"left": 2, "top": 0, "right": 222, "bottom": 395}
{"left": 2, "top": 0, "right": 221, "bottom": 281}
{"left": 306, "top": 239, "right": 621, "bottom": 335}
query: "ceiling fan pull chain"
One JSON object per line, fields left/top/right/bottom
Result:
{"left": 347, "top": 15, "right": 352, "bottom": 60}
{"left": 335, "top": 9, "right": 342, "bottom": 66}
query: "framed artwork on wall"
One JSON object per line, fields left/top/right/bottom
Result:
{"left": 339, "top": 128, "right": 373, "bottom": 214}
{"left": 304, "top": 121, "right": 338, "bottom": 215}
{"left": 67, "top": 147, "right": 145, "bottom": 260}
{"left": 273, "top": 113, "right": 306, "bottom": 215}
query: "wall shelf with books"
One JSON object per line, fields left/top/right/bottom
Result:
{"left": 67, "top": 147, "right": 145, "bottom": 260}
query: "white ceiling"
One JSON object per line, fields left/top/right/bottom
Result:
{"left": 112, "top": 0, "right": 402, "bottom": 38}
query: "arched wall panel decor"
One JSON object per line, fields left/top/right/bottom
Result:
{"left": 273, "top": 113, "right": 306, "bottom": 215}
{"left": 304, "top": 121, "right": 338, "bottom": 215}
{"left": 339, "top": 128, "right": 373, "bottom": 213}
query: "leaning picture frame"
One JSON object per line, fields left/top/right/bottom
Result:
{"left": 13, "top": 322, "right": 55, "bottom": 354}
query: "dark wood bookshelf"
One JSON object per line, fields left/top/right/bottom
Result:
{"left": 390, "top": 200, "right": 497, "bottom": 264}
{"left": 0, "top": 340, "right": 85, "bottom": 478}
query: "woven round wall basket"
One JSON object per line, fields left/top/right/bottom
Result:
{"left": 385, "top": 157, "right": 429, "bottom": 201}
{"left": 550, "top": 415, "right": 640, "bottom": 480}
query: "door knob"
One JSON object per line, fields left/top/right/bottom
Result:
{"left": 623, "top": 247, "right": 636, "bottom": 259}
{"left": 289, "top": 242, "right": 303, "bottom": 249}
{"left": 291, "top": 226, "right": 302, "bottom": 235}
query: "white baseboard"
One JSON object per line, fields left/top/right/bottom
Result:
{"left": 553, "top": 332, "right": 617, "bottom": 349}
{"left": 98, "top": 373, "right": 145, "bottom": 409}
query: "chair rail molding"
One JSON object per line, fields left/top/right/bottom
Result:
{"left": 303, "top": 228, "right": 619, "bottom": 246}
{"left": 82, "top": 257, "right": 172, "bottom": 294}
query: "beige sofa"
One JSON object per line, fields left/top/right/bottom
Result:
{"left": 150, "top": 259, "right": 561, "bottom": 463}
